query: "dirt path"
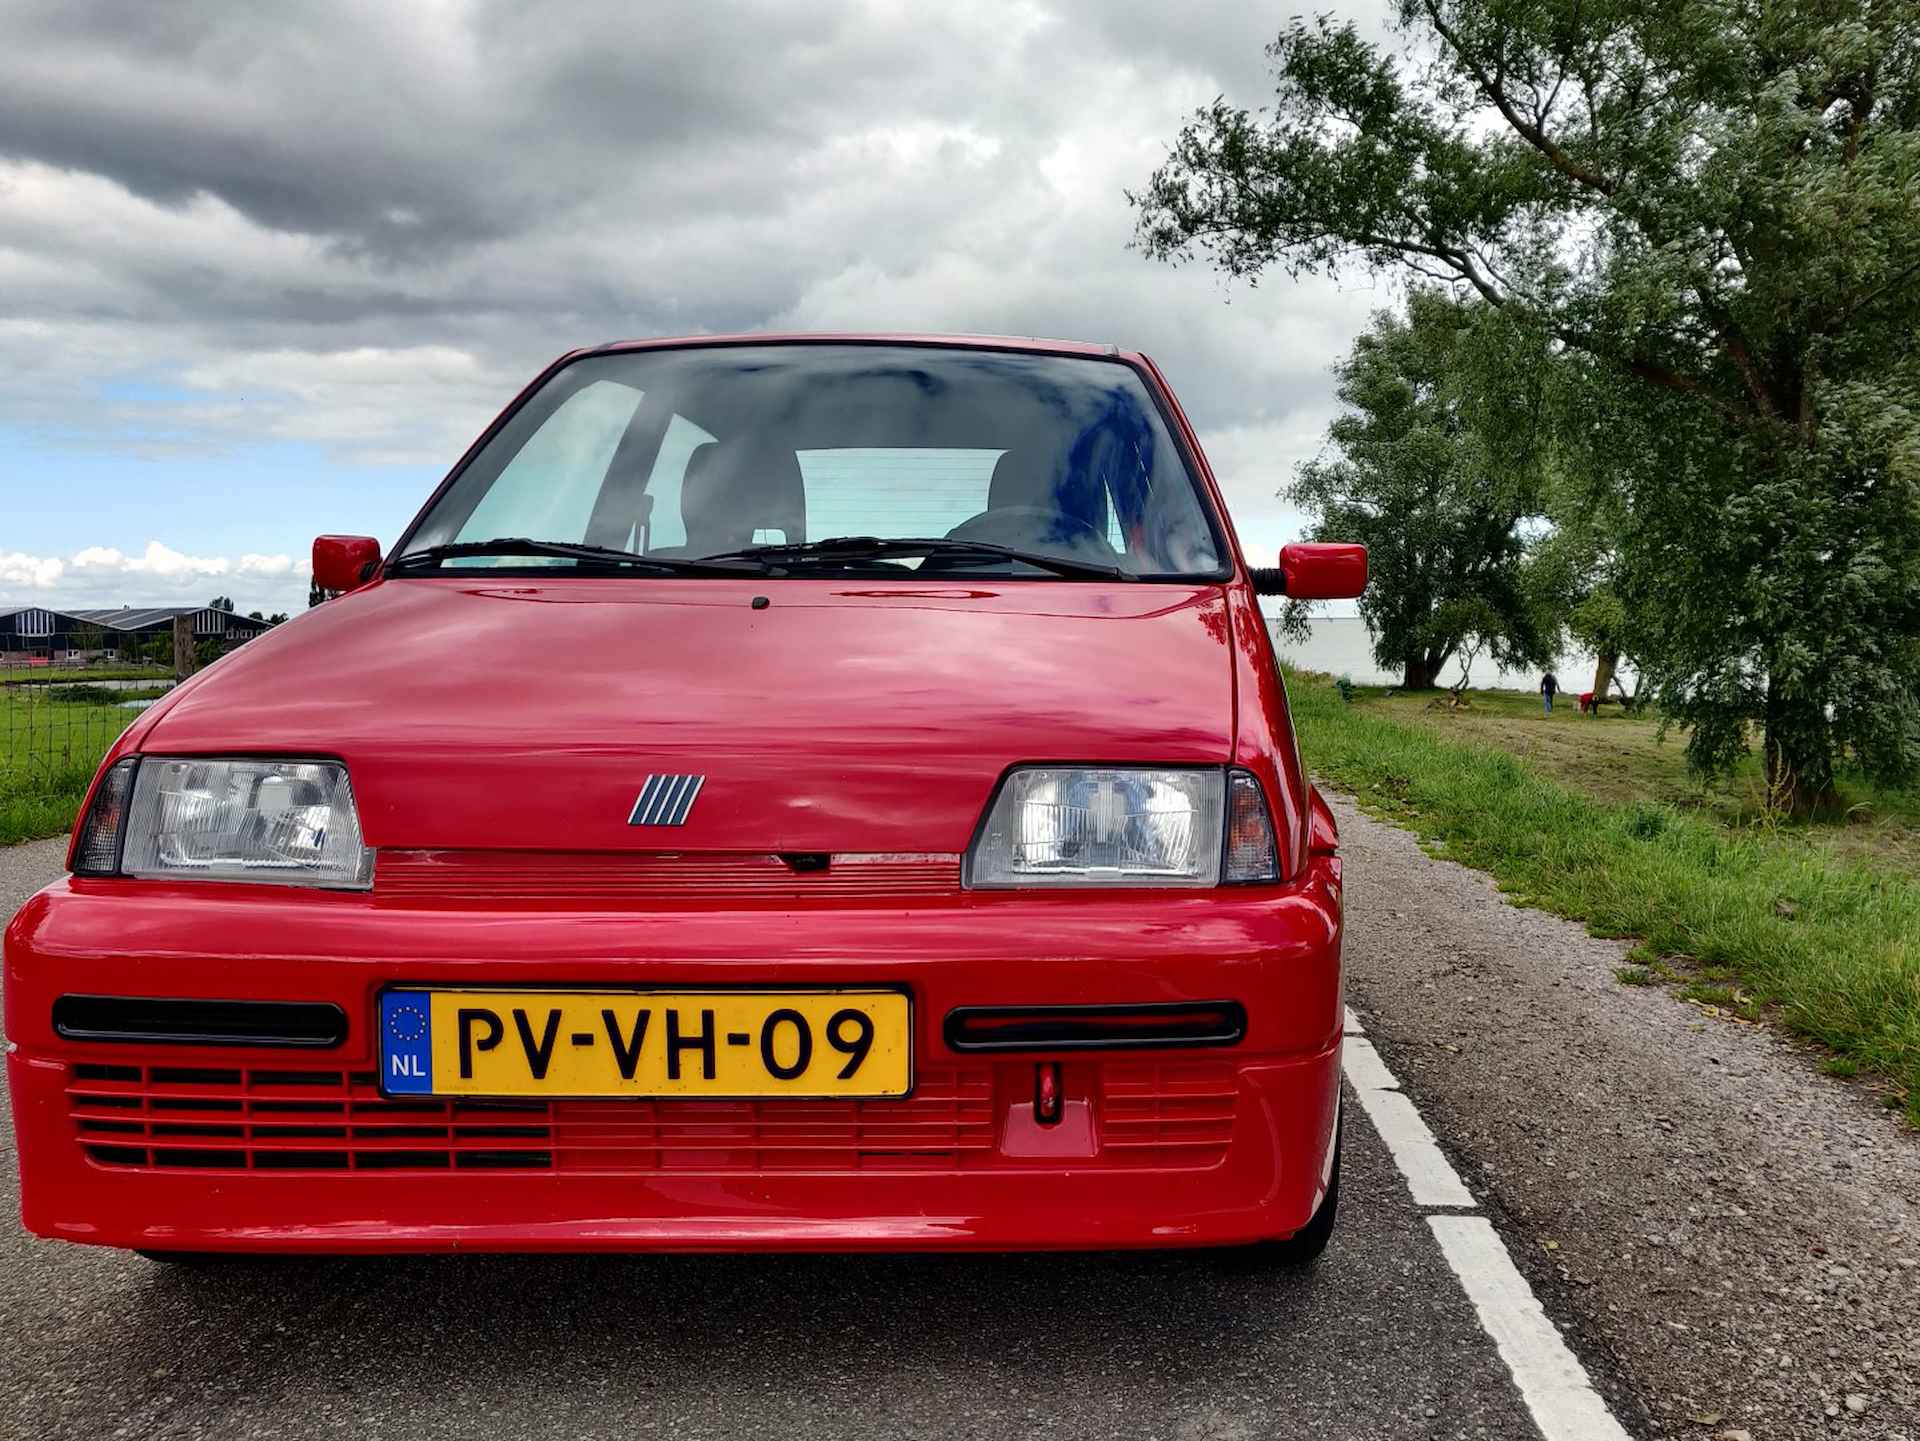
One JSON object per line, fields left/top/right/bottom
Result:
{"left": 1332, "top": 792, "right": 1920, "bottom": 1438}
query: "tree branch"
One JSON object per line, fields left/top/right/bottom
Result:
{"left": 1619, "top": 353, "right": 1780, "bottom": 437}
{"left": 1341, "top": 224, "right": 1784, "bottom": 442}
{"left": 1706, "top": 309, "right": 1780, "bottom": 418}
{"left": 1837, "top": 252, "right": 1920, "bottom": 325}
{"left": 1423, "top": 0, "right": 1618, "bottom": 196}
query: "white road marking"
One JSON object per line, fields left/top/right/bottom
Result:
{"left": 1340, "top": 1036, "right": 1475, "bottom": 1208}
{"left": 1340, "top": 1035, "right": 1399, "bottom": 1093}
{"left": 1429, "top": 1217, "right": 1635, "bottom": 1441}
{"left": 1343, "top": 1005, "right": 1365, "bottom": 1034}
{"left": 1353, "top": 1089, "right": 1477, "bottom": 1208}
{"left": 1341, "top": 1015, "right": 1632, "bottom": 1440}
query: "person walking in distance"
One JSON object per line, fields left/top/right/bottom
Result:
{"left": 1540, "top": 671, "right": 1559, "bottom": 715}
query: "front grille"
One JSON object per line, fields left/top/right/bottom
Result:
{"left": 67, "top": 1063, "right": 996, "bottom": 1173}
{"left": 375, "top": 850, "right": 960, "bottom": 904}
{"left": 66, "top": 1060, "right": 1238, "bottom": 1173}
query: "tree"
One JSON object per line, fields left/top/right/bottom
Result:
{"left": 1281, "top": 291, "right": 1553, "bottom": 689}
{"left": 208, "top": 595, "right": 235, "bottom": 613}
{"left": 1133, "top": 0, "right": 1920, "bottom": 813}
{"left": 1525, "top": 352, "right": 1647, "bottom": 704}
{"left": 307, "top": 580, "right": 331, "bottom": 608}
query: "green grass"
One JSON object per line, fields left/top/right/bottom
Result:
{"left": 0, "top": 664, "right": 173, "bottom": 684}
{"left": 1287, "top": 669, "right": 1920, "bottom": 1124}
{"left": 1, "top": 685, "right": 166, "bottom": 844}
{"left": 0, "top": 763, "right": 97, "bottom": 846}
{"left": 1354, "top": 683, "right": 1920, "bottom": 874}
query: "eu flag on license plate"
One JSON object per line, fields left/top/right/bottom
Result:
{"left": 380, "top": 990, "right": 433, "bottom": 1094}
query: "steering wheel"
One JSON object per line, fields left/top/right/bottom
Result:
{"left": 942, "top": 506, "right": 1121, "bottom": 560}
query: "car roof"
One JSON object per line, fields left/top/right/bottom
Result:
{"left": 581, "top": 332, "right": 1137, "bottom": 362}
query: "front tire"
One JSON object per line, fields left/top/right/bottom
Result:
{"left": 135, "top": 1250, "right": 224, "bottom": 1266}
{"left": 1228, "top": 1114, "right": 1342, "bottom": 1269}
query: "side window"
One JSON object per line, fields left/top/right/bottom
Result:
{"left": 640, "top": 414, "right": 716, "bottom": 551}
{"left": 454, "top": 381, "right": 643, "bottom": 555}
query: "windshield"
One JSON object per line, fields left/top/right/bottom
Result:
{"left": 396, "top": 344, "right": 1226, "bottom": 580}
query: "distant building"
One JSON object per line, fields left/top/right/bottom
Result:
{"left": 0, "top": 604, "right": 272, "bottom": 665}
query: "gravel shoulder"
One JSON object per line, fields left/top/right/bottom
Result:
{"left": 1332, "top": 792, "right": 1920, "bottom": 1439}
{"left": 0, "top": 838, "right": 66, "bottom": 920}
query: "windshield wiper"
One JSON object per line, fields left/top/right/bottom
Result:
{"left": 698, "top": 536, "right": 1133, "bottom": 581}
{"left": 387, "top": 538, "right": 761, "bottom": 576}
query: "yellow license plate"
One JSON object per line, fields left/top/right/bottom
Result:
{"left": 378, "top": 988, "right": 911, "bottom": 1099}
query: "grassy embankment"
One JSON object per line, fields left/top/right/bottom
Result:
{"left": 1287, "top": 672, "right": 1920, "bottom": 1124}
{"left": 0, "top": 685, "right": 169, "bottom": 845}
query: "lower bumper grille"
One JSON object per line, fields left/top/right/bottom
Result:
{"left": 67, "top": 1063, "right": 996, "bottom": 1173}
{"left": 65, "top": 1060, "right": 1237, "bottom": 1174}
{"left": 1100, "top": 1061, "right": 1241, "bottom": 1161}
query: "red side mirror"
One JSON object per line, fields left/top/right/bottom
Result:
{"left": 1279, "top": 542, "right": 1367, "bottom": 600}
{"left": 312, "top": 535, "right": 383, "bottom": 594}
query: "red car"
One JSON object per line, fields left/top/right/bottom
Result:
{"left": 5, "top": 335, "right": 1365, "bottom": 1261}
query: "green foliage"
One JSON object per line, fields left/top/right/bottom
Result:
{"left": 1620, "top": 375, "right": 1920, "bottom": 808}
{"left": 1521, "top": 356, "right": 1647, "bottom": 695}
{"left": 1565, "top": 590, "right": 1629, "bottom": 668}
{"left": 1, "top": 684, "right": 140, "bottom": 844}
{"left": 1624, "top": 805, "right": 1670, "bottom": 841}
{"left": 43, "top": 685, "right": 126, "bottom": 706}
{"left": 1281, "top": 291, "right": 1555, "bottom": 688}
{"left": 0, "top": 764, "right": 93, "bottom": 847}
{"left": 1285, "top": 668, "right": 1920, "bottom": 1123}
{"left": 1134, "top": 0, "right": 1920, "bottom": 813}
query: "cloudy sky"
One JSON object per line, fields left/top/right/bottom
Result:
{"left": 0, "top": 0, "right": 1394, "bottom": 617}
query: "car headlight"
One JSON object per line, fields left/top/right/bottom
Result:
{"left": 76, "top": 757, "right": 374, "bottom": 889}
{"left": 965, "top": 766, "right": 1279, "bottom": 888}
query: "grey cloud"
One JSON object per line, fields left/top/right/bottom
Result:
{"left": 3, "top": 1, "right": 1079, "bottom": 256}
{"left": 0, "top": 0, "right": 1382, "bottom": 542}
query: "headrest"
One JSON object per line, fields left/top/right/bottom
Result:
{"left": 988, "top": 450, "right": 1058, "bottom": 511}
{"left": 988, "top": 447, "right": 1103, "bottom": 529}
{"left": 680, "top": 440, "right": 806, "bottom": 551}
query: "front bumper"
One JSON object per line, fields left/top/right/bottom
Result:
{"left": 5, "top": 864, "right": 1343, "bottom": 1253}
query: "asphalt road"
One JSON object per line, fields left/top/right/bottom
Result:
{"left": 1, "top": 1099, "right": 1545, "bottom": 1441}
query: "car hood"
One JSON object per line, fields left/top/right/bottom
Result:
{"left": 142, "top": 576, "right": 1236, "bottom": 853}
